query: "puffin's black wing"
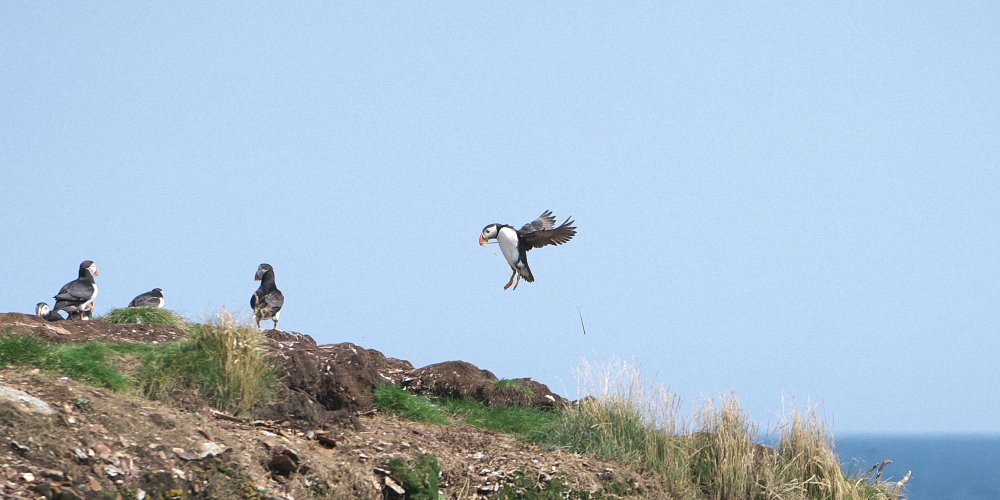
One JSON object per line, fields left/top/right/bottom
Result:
{"left": 54, "top": 279, "right": 95, "bottom": 301}
{"left": 129, "top": 290, "right": 160, "bottom": 308}
{"left": 264, "top": 289, "right": 284, "bottom": 312}
{"left": 519, "top": 210, "right": 558, "bottom": 233}
{"left": 518, "top": 211, "right": 576, "bottom": 249}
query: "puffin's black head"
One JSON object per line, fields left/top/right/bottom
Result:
{"left": 79, "top": 260, "right": 98, "bottom": 278}
{"left": 255, "top": 264, "right": 274, "bottom": 281}
{"left": 152, "top": 288, "right": 164, "bottom": 297}
{"left": 479, "top": 224, "right": 500, "bottom": 245}
{"left": 36, "top": 302, "right": 50, "bottom": 317}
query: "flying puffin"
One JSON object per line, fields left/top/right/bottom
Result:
{"left": 479, "top": 211, "right": 576, "bottom": 290}
{"left": 53, "top": 260, "right": 98, "bottom": 320}
{"left": 35, "top": 302, "right": 65, "bottom": 321}
{"left": 251, "top": 263, "right": 284, "bottom": 330}
{"left": 129, "top": 288, "right": 165, "bottom": 308}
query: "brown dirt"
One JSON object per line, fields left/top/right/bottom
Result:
{"left": 0, "top": 313, "right": 185, "bottom": 345}
{"left": 0, "top": 314, "right": 654, "bottom": 499}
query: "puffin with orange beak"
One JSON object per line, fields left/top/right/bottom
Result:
{"left": 251, "top": 263, "right": 284, "bottom": 330}
{"left": 479, "top": 211, "right": 576, "bottom": 290}
{"left": 35, "top": 302, "right": 65, "bottom": 321}
{"left": 53, "top": 260, "right": 99, "bottom": 319}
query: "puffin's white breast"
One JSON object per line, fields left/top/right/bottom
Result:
{"left": 497, "top": 227, "right": 520, "bottom": 268}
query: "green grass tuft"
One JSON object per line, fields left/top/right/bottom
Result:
{"left": 46, "top": 342, "right": 131, "bottom": 391}
{"left": 494, "top": 378, "right": 533, "bottom": 396}
{"left": 374, "top": 383, "right": 450, "bottom": 425}
{"left": 100, "top": 307, "right": 188, "bottom": 330}
{"left": 385, "top": 453, "right": 440, "bottom": 500}
{"left": 442, "top": 397, "right": 554, "bottom": 441}
{"left": 0, "top": 332, "right": 136, "bottom": 391}
{"left": 0, "top": 331, "right": 47, "bottom": 368}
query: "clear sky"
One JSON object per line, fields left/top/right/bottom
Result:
{"left": 2, "top": 3, "right": 998, "bottom": 434}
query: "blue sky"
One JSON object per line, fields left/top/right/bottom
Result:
{"left": 2, "top": 3, "right": 998, "bottom": 434}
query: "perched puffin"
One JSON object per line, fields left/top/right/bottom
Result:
{"left": 479, "top": 211, "right": 576, "bottom": 290}
{"left": 53, "top": 260, "right": 98, "bottom": 320}
{"left": 81, "top": 301, "right": 94, "bottom": 321}
{"left": 35, "top": 302, "right": 65, "bottom": 321}
{"left": 129, "top": 288, "right": 165, "bottom": 308}
{"left": 251, "top": 264, "right": 284, "bottom": 330}
{"left": 66, "top": 303, "right": 93, "bottom": 321}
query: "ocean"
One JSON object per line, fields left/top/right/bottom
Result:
{"left": 835, "top": 434, "right": 1000, "bottom": 500}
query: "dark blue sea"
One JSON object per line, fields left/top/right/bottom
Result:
{"left": 835, "top": 435, "right": 1000, "bottom": 500}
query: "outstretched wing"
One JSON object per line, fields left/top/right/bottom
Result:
{"left": 518, "top": 211, "right": 576, "bottom": 249}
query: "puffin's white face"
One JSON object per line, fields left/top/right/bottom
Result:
{"left": 36, "top": 303, "right": 49, "bottom": 317}
{"left": 479, "top": 225, "right": 499, "bottom": 245}
{"left": 88, "top": 263, "right": 99, "bottom": 277}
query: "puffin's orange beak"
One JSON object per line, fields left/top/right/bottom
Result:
{"left": 94, "top": 268, "right": 99, "bottom": 277}
{"left": 478, "top": 234, "right": 485, "bottom": 245}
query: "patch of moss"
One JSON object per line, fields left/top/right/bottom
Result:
{"left": 386, "top": 453, "right": 440, "bottom": 500}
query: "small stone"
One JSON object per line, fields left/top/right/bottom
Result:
{"left": 31, "top": 481, "right": 53, "bottom": 497}
{"left": 358, "top": 453, "right": 370, "bottom": 462}
{"left": 200, "top": 442, "right": 227, "bottom": 458}
{"left": 104, "top": 465, "right": 125, "bottom": 477}
{"left": 42, "top": 469, "right": 65, "bottom": 480}
{"left": 9, "top": 441, "right": 29, "bottom": 455}
{"left": 384, "top": 476, "right": 405, "bottom": 495}
{"left": 173, "top": 448, "right": 200, "bottom": 461}
{"left": 88, "top": 476, "right": 102, "bottom": 491}
{"left": 22, "top": 472, "right": 35, "bottom": 481}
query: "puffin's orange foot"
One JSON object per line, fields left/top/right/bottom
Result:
{"left": 504, "top": 271, "right": 516, "bottom": 290}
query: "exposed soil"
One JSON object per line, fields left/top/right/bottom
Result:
{"left": 0, "top": 314, "right": 652, "bottom": 499}
{"left": 0, "top": 313, "right": 185, "bottom": 345}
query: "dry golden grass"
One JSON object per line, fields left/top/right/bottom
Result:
{"left": 136, "top": 307, "right": 276, "bottom": 415}
{"left": 193, "top": 307, "right": 275, "bottom": 415}
{"left": 551, "top": 358, "right": 904, "bottom": 500}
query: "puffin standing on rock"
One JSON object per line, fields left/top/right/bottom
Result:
{"left": 251, "top": 263, "right": 284, "bottom": 330}
{"left": 53, "top": 260, "right": 98, "bottom": 320}
{"left": 479, "top": 211, "right": 576, "bottom": 290}
{"left": 129, "top": 288, "right": 165, "bottom": 308}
